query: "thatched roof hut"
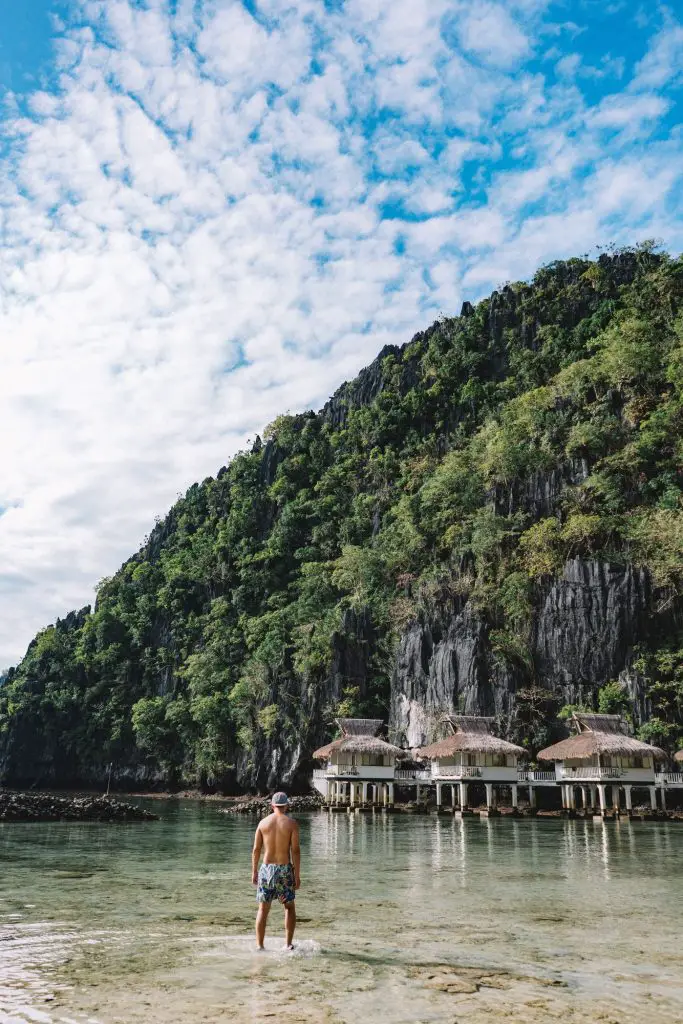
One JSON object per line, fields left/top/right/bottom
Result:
{"left": 336, "top": 718, "right": 383, "bottom": 737}
{"left": 312, "top": 717, "right": 403, "bottom": 760}
{"left": 538, "top": 714, "right": 666, "bottom": 761}
{"left": 312, "top": 735, "right": 404, "bottom": 759}
{"left": 415, "top": 715, "right": 527, "bottom": 760}
{"left": 674, "top": 749, "right": 683, "bottom": 763}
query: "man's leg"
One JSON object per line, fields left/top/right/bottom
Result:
{"left": 256, "top": 900, "right": 271, "bottom": 949}
{"left": 284, "top": 901, "right": 296, "bottom": 949}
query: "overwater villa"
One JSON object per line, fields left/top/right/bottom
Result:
{"left": 310, "top": 712, "right": 682, "bottom": 817}
{"left": 311, "top": 718, "right": 404, "bottom": 806}
{"left": 414, "top": 715, "right": 528, "bottom": 813}
{"left": 538, "top": 713, "right": 666, "bottom": 814}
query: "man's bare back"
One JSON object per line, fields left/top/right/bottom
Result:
{"left": 258, "top": 812, "right": 299, "bottom": 865}
{"left": 252, "top": 792, "right": 301, "bottom": 951}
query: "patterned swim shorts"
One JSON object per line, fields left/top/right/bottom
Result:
{"left": 257, "top": 862, "right": 296, "bottom": 904}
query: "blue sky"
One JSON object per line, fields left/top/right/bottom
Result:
{"left": 0, "top": 0, "right": 682, "bottom": 666}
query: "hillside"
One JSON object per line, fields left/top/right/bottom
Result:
{"left": 2, "top": 245, "right": 683, "bottom": 792}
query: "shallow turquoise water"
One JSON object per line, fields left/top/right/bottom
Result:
{"left": 1, "top": 802, "right": 682, "bottom": 1023}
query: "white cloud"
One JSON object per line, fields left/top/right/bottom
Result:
{"left": 454, "top": 2, "right": 531, "bottom": 68}
{"left": 0, "top": 0, "right": 681, "bottom": 665}
{"left": 633, "top": 18, "right": 683, "bottom": 89}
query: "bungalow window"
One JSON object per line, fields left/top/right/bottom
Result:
{"left": 632, "top": 756, "right": 643, "bottom": 769}
{"left": 360, "top": 754, "right": 385, "bottom": 767}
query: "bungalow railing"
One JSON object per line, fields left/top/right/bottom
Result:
{"left": 325, "top": 764, "right": 359, "bottom": 776}
{"left": 518, "top": 770, "right": 556, "bottom": 782}
{"left": 312, "top": 768, "right": 327, "bottom": 779}
{"left": 395, "top": 769, "right": 432, "bottom": 781}
{"left": 432, "top": 765, "right": 481, "bottom": 779}
{"left": 557, "top": 766, "right": 623, "bottom": 779}
{"left": 656, "top": 772, "right": 683, "bottom": 784}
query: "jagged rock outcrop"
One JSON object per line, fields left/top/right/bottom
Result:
{"left": 492, "top": 459, "right": 589, "bottom": 518}
{"left": 391, "top": 558, "right": 652, "bottom": 749}
{"left": 533, "top": 559, "right": 649, "bottom": 698}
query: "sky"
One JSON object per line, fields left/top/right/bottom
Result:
{"left": 0, "top": 0, "right": 682, "bottom": 667}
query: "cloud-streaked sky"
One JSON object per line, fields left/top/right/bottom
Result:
{"left": 0, "top": 0, "right": 682, "bottom": 666}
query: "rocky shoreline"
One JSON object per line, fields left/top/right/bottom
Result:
{"left": 223, "top": 794, "right": 325, "bottom": 815}
{"left": 0, "top": 790, "right": 158, "bottom": 823}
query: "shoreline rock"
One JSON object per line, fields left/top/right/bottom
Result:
{"left": 0, "top": 790, "right": 158, "bottom": 823}
{"left": 223, "top": 794, "right": 325, "bottom": 815}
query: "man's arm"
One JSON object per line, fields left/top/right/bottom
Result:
{"left": 290, "top": 821, "right": 301, "bottom": 890}
{"left": 252, "top": 824, "right": 263, "bottom": 885}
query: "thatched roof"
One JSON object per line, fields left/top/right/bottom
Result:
{"left": 337, "top": 718, "right": 383, "bottom": 737}
{"left": 312, "top": 735, "right": 403, "bottom": 759}
{"left": 312, "top": 717, "right": 390, "bottom": 759}
{"left": 415, "top": 715, "right": 527, "bottom": 760}
{"left": 538, "top": 713, "right": 666, "bottom": 761}
{"left": 674, "top": 749, "right": 683, "bottom": 763}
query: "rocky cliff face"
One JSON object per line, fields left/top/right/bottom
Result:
{"left": 391, "top": 558, "right": 651, "bottom": 749}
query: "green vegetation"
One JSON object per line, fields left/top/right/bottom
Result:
{"left": 2, "top": 246, "right": 683, "bottom": 788}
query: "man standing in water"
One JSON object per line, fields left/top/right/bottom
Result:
{"left": 252, "top": 792, "right": 301, "bottom": 950}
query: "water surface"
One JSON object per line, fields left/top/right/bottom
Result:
{"left": 1, "top": 802, "right": 682, "bottom": 1023}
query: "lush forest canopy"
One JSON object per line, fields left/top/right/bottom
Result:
{"left": 2, "top": 245, "right": 683, "bottom": 790}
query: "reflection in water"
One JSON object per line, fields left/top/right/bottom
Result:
{"left": 1, "top": 805, "right": 683, "bottom": 1023}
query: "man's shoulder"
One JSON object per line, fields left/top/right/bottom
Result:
{"left": 258, "top": 812, "right": 275, "bottom": 828}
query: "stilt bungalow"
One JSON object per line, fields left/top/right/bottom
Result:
{"left": 538, "top": 713, "right": 665, "bottom": 814}
{"left": 657, "top": 749, "right": 683, "bottom": 795}
{"left": 415, "top": 716, "right": 528, "bottom": 812}
{"left": 311, "top": 718, "right": 403, "bottom": 807}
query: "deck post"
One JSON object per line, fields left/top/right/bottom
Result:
{"left": 511, "top": 783, "right": 518, "bottom": 809}
{"left": 451, "top": 784, "right": 457, "bottom": 809}
{"left": 460, "top": 781, "right": 468, "bottom": 809}
{"left": 436, "top": 783, "right": 442, "bottom": 808}
{"left": 624, "top": 785, "right": 632, "bottom": 811}
{"left": 612, "top": 785, "right": 620, "bottom": 812}
{"left": 383, "top": 783, "right": 389, "bottom": 807}
{"left": 591, "top": 784, "right": 598, "bottom": 810}
{"left": 388, "top": 782, "right": 394, "bottom": 807}
{"left": 528, "top": 783, "right": 536, "bottom": 808}
{"left": 648, "top": 785, "right": 656, "bottom": 810}
{"left": 580, "top": 785, "right": 588, "bottom": 810}
{"left": 484, "top": 782, "right": 494, "bottom": 810}
{"left": 560, "top": 785, "right": 567, "bottom": 809}
{"left": 350, "top": 782, "right": 356, "bottom": 808}
{"left": 416, "top": 782, "right": 421, "bottom": 807}
{"left": 598, "top": 784, "right": 607, "bottom": 813}
{"left": 660, "top": 786, "right": 667, "bottom": 811}
{"left": 362, "top": 782, "right": 369, "bottom": 805}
